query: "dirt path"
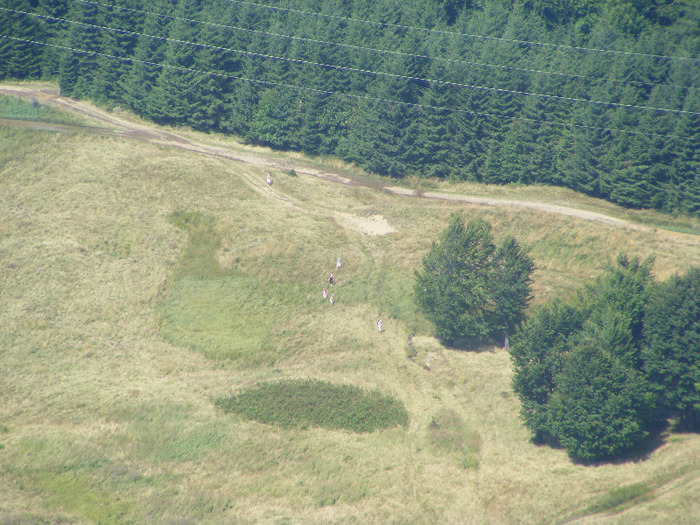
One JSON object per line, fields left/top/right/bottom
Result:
{"left": 1, "top": 85, "right": 694, "bottom": 238}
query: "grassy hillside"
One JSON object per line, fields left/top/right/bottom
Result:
{"left": 1, "top": 100, "right": 700, "bottom": 523}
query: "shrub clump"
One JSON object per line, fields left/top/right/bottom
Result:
{"left": 215, "top": 379, "right": 409, "bottom": 433}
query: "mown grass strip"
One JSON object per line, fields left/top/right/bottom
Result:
{"left": 216, "top": 379, "right": 409, "bottom": 433}
{"left": 168, "top": 209, "right": 226, "bottom": 281}
{"left": 0, "top": 94, "right": 81, "bottom": 125}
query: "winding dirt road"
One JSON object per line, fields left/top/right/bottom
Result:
{"left": 1, "top": 85, "right": 694, "bottom": 236}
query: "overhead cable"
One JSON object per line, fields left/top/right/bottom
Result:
{"left": 224, "top": 0, "right": 700, "bottom": 62}
{"left": 74, "top": 0, "right": 698, "bottom": 92}
{"left": 0, "top": 34, "right": 691, "bottom": 142}
{"left": 8, "top": 8, "right": 699, "bottom": 116}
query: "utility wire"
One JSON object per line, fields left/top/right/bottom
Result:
{"left": 0, "top": 34, "right": 692, "bottom": 142}
{"left": 224, "top": 0, "right": 700, "bottom": 62}
{"left": 74, "top": 0, "right": 697, "bottom": 92}
{"left": 8, "top": 8, "right": 699, "bottom": 116}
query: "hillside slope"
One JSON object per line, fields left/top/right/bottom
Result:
{"left": 1, "top": 88, "right": 699, "bottom": 523}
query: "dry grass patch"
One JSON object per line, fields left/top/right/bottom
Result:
{"left": 2, "top": 116, "right": 700, "bottom": 524}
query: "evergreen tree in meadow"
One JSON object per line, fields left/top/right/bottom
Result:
{"left": 548, "top": 341, "right": 655, "bottom": 461}
{"left": 415, "top": 215, "right": 534, "bottom": 347}
{"left": 583, "top": 255, "right": 654, "bottom": 368}
{"left": 510, "top": 255, "right": 698, "bottom": 461}
{"left": 488, "top": 237, "right": 535, "bottom": 344}
{"left": 510, "top": 301, "right": 586, "bottom": 441}
{"left": 415, "top": 215, "right": 496, "bottom": 346}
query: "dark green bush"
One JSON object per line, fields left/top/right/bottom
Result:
{"left": 215, "top": 379, "right": 409, "bottom": 432}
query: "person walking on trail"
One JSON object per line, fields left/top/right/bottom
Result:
{"left": 322, "top": 288, "right": 327, "bottom": 300}
{"left": 266, "top": 173, "right": 272, "bottom": 186}
{"left": 377, "top": 320, "right": 383, "bottom": 333}
{"left": 336, "top": 257, "right": 342, "bottom": 269}
{"left": 330, "top": 293, "right": 334, "bottom": 304}
{"left": 329, "top": 273, "right": 334, "bottom": 286}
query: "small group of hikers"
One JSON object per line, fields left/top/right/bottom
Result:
{"left": 322, "top": 258, "right": 342, "bottom": 305}
{"left": 265, "top": 174, "right": 379, "bottom": 330}
{"left": 321, "top": 257, "right": 382, "bottom": 333}
{"left": 322, "top": 287, "right": 333, "bottom": 304}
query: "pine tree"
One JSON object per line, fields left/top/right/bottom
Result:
{"left": 415, "top": 215, "right": 496, "bottom": 346}
{"left": 121, "top": 0, "right": 175, "bottom": 116}
{"left": 91, "top": 0, "right": 143, "bottom": 105}
{"left": 0, "top": 0, "right": 43, "bottom": 80}
{"left": 584, "top": 255, "right": 654, "bottom": 368}
{"left": 147, "top": 0, "right": 203, "bottom": 126}
{"left": 57, "top": 0, "right": 102, "bottom": 98}
{"left": 488, "top": 237, "right": 535, "bottom": 344}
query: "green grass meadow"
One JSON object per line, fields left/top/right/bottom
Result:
{"left": 1, "top": 92, "right": 700, "bottom": 523}
{"left": 0, "top": 93, "right": 94, "bottom": 126}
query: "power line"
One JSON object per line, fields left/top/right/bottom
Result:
{"left": 9, "top": 7, "right": 699, "bottom": 116}
{"left": 224, "top": 0, "right": 700, "bottom": 63}
{"left": 0, "top": 34, "right": 692, "bottom": 142}
{"left": 74, "top": 0, "right": 697, "bottom": 92}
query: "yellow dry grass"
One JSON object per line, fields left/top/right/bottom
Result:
{"left": 1, "top": 113, "right": 699, "bottom": 524}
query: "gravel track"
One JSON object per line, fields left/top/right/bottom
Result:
{"left": 2, "top": 85, "right": 695, "bottom": 239}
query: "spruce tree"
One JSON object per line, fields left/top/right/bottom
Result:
{"left": 489, "top": 237, "right": 535, "bottom": 344}
{"left": 642, "top": 267, "right": 700, "bottom": 429}
{"left": 548, "top": 342, "right": 654, "bottom": 461}
{"left": 510, "top": 301, "right": 586, "bottom": 440}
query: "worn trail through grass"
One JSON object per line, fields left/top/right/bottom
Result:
{"left": 2, "top": 83, "right": 699, "bottom": 524}
{"left": 2, "top": 85, "right": 697, "bottom": 239}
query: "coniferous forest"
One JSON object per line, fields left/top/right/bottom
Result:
{"left": 1, "top": 0, "right": 698, "bottom": 214}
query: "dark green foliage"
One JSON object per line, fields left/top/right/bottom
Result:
{"left": 583, "top": 255, "right": 654, "bottom": 368}
{"left": 643, "top": 267, "right": 700, "bottom": 429}
{"left": 510, "top": 301, "right": 586, "bottom": 440}
{"left": 215, "top": 379, "right": 409, "bottom": 432}
{"left": 415, "top": 215, "right": 533, "bottom": 346}
{"left": 489, "top": 237, "right": 535, "bottom": 342}
{"left": 415, "top": 215, "right": 495, "bottom": 345}
{"left": 548, "top": 342, "right": 654, "bottom": 461}
{"left": 511, "top": 258, "right": 698, "bottom": 461}
{"left": 4, "top": 0, "right": 700, "bottom": 213}
{"left": 57, "top": 0, "right": 102, "bottom": 99}
{"left": 0, "top": 0, "right": 43, "bottom": 80}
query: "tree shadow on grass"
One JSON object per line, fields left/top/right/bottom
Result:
{"left": 443, "top": 336, "right": 499, "bottom": 353}
{"left": 572, "top": 424, "right": 671, "bottom": 466}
